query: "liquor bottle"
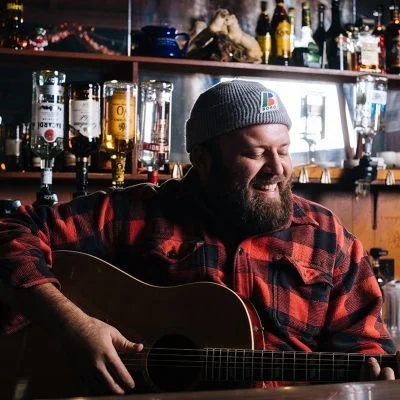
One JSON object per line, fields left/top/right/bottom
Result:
{"left": 356, "top": 17, "right": 381, "bottom": 73}
{"left": 2, "top": 0, "right": 23, "bottom": 50}
{"left": 385, "top": 2, "right": 400, "bottom": 74}
{"left": 326, "top": 0, "right": 348, "bottom": 69}
{"left": 20, "top": 122, "right": 31, "bottom": 171}
{"left": 31, "top": 70, "right": 66, "bottom": 207}
{"left": 313, "top": 3, "right": 327, "bottom": 68}
{"left": 292, "top": 2, "right": 320, "bottom": 68}
{"left": 4, "top": 123, "right": 23, "bottom": 171}
{"left": 102, "top": 81, "right": 137, "bottom": 190}
{"left": 270, "top": 0, "right": 291, "bottom": 65}
{"left": 287, "top": 7, "right": 296, "bottom": 54}
{"left": 65, "top": 82, "right": 101, "bottom": 197}
{"left": 372, "top": 4, "right": 385, "bottom": 73}
{"left": 255, "top": 0, "right": 271, "bottom": 64}
{"left": 138, "top": 80, "right": 173, "bottom": 185}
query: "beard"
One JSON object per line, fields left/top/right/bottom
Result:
{"left": 203, "top": 171, "right": 293, "bottom": 237}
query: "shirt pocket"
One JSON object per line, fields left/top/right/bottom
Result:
{"left": 135, "top": 239, "right": 206, "bottom": 285}
{"left": 271, "top": 255, "right": 333, "bottom": 336}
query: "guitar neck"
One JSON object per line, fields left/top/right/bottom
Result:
{"left": 203, "top": 349, "right": 397, "bottom": 383}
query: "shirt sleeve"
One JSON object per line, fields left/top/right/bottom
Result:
{"left": 320, "top": 230, "right": 395, "bottom": 355}
{"left": 0, "top": 190, "right": 116, "bottom": 334}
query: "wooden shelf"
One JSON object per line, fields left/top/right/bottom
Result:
{"left": 1, "top": 48, "right": 400, "bottom": 87}
{"left": 0, "top": 171, "right": 172, "bottom": 183}
{"left": 2, "top": 167, "right": 399, "bottom": 187}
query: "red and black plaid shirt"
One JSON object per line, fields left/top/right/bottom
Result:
{"left": 0, "top": 169, "right": 395, "bottom": 361}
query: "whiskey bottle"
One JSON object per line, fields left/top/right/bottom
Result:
{"left": 385, "top": 2, "right": 400, "bottom": 74}
{"left": 270, "top": 0, "right": 291, "bottom": 65}
{"left": 102, "top": 81, "right": 137, "bottom": 189}
{"left": 65, "top": 82, "right": 101, "bottom": 197}
{"left": 326, "top": 0, "right": 348, "bottom": 69}
{"left": 138, "top": 80, "right": 173, "bottom": 184}
{"left": 292, "top": 1, "right": 320, "bottom": 68}
{"left": 372, "top": 4, "right": 385, "bottom": 73}
{"left": 2, "top": 0, "right": 23, "bottom": 50}
{"left": 31, "top": 70, "right": 66, "bottom": 206}
{"left": 255, "top": 0, "right": 271, "bottom": 64}
{"left": 313, "top": 3, "right": 327, "bottom": 68}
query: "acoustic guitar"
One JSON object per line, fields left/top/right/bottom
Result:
{"left": 1, "top": 250, "right": 397, "bottom": 398}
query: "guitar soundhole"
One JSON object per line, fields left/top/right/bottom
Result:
{"left": 146, "top": 334, "right": 201, "bottom": 392}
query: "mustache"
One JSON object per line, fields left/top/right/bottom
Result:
{"left": 251, "top": 175, "right": 285, "bottom": 186}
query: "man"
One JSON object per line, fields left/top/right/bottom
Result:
{"left": 0, "top": 80, "right": 398, "bottom": 396}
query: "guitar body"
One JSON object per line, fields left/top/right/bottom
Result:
{"left": 1, "top": 250, "right": 261, "bottom": 398}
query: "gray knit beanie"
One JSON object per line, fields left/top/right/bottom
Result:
{"left": 185, "top": 79, "right": 292, "bottom": 152}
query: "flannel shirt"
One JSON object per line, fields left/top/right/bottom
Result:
{"left": 0, "top": 169, "right": 395, "bottom": 383}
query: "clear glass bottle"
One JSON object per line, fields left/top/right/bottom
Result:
{"left": 292, "top": 1, "right": 320, "bottom": 68}
{"left": 102, "top": 81, "right": 137, "bottom": 190}
{"left": 138, "top": 80, "right": 173, "bottom": 185}
{"left": 256, "top": 1, "right": 271, "bottom": 64}
{"left": 31, "top": 69, "right": 66, "bottom": 206}
{"left": 65, "top": 82, "right": 101, "bottom": 197}
{"left": 372, "top": 4, "right": 385, "bottom": 73}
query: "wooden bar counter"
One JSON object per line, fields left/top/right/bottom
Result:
{"left": 65, "top": 380, "right": 400, "bottom": 400}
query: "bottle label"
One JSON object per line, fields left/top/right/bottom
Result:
{"left": 105, "top": 92, "right": 136, "bottom": 140}
{"left": 361, "top": 40, "right": 379, "bottom": 67}
{"left": 257, "top": 34, "right": 271, "bottom": 63}
{"left": 366, "top": 90, "right": 387, "bottom": 105}
{"left": 5, "top": 138, "right": 21, "bottom": 156}
{"left": 70, "top": 99, "right": 101, "bottom": 138}
{"left": 31, "top": 102, "right": 64, "bottom": 142}
{"left": 6, "top": 2, "right": 23, "bottom": 11}
{"left": 143, "top": 142, "right": 169, "bottom": 153}
{"left": 275, "top": 20, "right": 291, "bottom": 57}
{"left": 41, "top": 168, "right": 53, "bottom": 185}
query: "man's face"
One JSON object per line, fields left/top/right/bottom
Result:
{"left": 202, "top": 124, "right": 293, "bottom": 236}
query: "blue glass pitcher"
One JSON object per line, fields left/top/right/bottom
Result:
{"left": 133, "top": 25, "right": 190, "bottom": 58}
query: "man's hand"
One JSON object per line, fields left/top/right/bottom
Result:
{"left": 363, "top": 351, "right": 400, "bottom": 380}
{"left": 62, "top": 314, "right": 143, "bottom": 395}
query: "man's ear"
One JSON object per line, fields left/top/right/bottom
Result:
{"left": 189, "top": 145, "right": 212, "bottom": 175}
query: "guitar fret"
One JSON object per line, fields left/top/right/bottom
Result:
{"left": 332, "top": 353, "right": 335, "bottom": 382}
{"left": 226, "top": 349, "right": 229, "bottom": 381}
{"left": 281, "top": 351, "right": 284, "bottom": 380}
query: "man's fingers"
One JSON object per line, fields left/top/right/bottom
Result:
{"left": 107, "top": 350, "right": 136, "bottom": 392}
{"left": 98, "top": 363, "right": 126, "bottom": 395}
{"left": 367, "top": 357, "right": 396, "bottom": 380}
{"left": 367, "top": 357, "right": 381, "bottom": 379}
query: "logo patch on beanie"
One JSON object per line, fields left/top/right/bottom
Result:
{"left": 260, "top": 91, "right": 279, "bottom": 113}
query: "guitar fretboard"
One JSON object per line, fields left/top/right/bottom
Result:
{"left": 204, "top": 349, "right": 397, "bottom": 383}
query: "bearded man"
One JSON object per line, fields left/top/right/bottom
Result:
{"left": 0, "top": 80, "right": 398, "bottom": 397}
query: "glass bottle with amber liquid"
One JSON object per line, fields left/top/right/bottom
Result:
{"left": 270, "top": 0, "right": 291, "bottom": 65}
{"left": 256, "top": 0, "right": 271, "bottom": 64}
{"left": 102, "top": 81, "right": 137, "bottom": 190}
{"left": 326, "top": 0, "right": 348, "bottom": 70}
{"left": 372, "top": 4, "right": 385, "bottom": 73}
{"left": 65, "top": 82, "right": 101, "bottom": 198}
{"left": 385, "top": 2, "right": 400, "bottom": 74}
{"left": 1, "top": 0, "right": 23, "bottom": 49}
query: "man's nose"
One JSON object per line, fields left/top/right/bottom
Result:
{"left": 261, "top": 152, "right": 284, "bottom": 176}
